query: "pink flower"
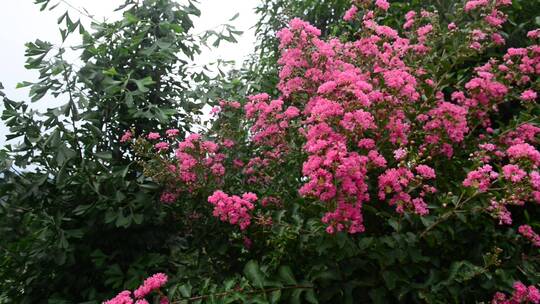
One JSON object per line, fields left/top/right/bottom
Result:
{"left": 358, "top": 138, "right": 376, "bottom": 149}
{"left": 424, "top": 102, "right": 469, "bottom": 143}
{"left": 485, "top": 10, "right": 506, "bottom": 27}
{"left": 412, "top": 197, "right": 429, "bottom": 215}
{"left": 393, "top": 148, "right": 407, "bottom": 160}
{"left": 464, "top": 0, "right": 488, "bottom": 12}
{"left": 103, "top": 290, "right": 133, "bottom": 304}
{"left": 415, "top": 165, "right": 436, "bottom": 179}
{"left": 160, "top": 192, "right": 177, "bottom": 204}
{"left": 520, "top": 89, "right": 537, "bottom": 101}
{"left": 491, "top": 33, "right": 505, "bottom": 46}
{"left": 284, "top": 106, "right": 300, "bottom": 118}
{"left": 147, "top": 132, "right": 161, "bottom": 140}
{"left": 463, "top": 165, "right": 498, "bottom": 192}
{"left": 154, "top": 142, "right": 170, "bottom": 151}
{"left": 502, "top": 164, "right": 526, "bottom": 183}
{"left": 375, "top": 0, "right": 390, "bottom": 11}
{"left": 487, "top": 200, "right": 512, "bottom": 225}
{"left": 165, "top": 129, "right": 180, "bottom": 137}
{"left": 208, "top": 191, "right": 257, "bottom": 230}
{"left": 448, "top": 22, "right": 457, "bottom": 31}
{"left": 492, "top": 281, "right": 540, "bottom": 304}
{"left": 222, "top": 139, "right": 235, "bottom": 148}
{"left": 527, "top": 29, "right": 540, "bottom": 39}
{"left": 317, "top": 81, "right": 337, "bottom": 94}
{"left": 133, "top": 273, "right": 168, "bottom": 299}
{"left": 507, "top": 143, "right": 540, "bottom": 166}
{"left": 159, "top": 298, "right": 170, "bottom": 304}
{"left": 343, "top": 5, "right": 358, "bottom": 21}
{"left": 120, "top": 131, "right": 133, "bottom": 143}
{"left": 518, "top": 225, "right": 540, "bottom": 247}
{"left": 378, "top": 168, "right": 414, "bottom": 200}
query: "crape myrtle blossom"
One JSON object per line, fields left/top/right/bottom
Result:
{"left": 104, "top": 274, "right": 168, "bottom": 304}
{"left": 105, "top": 0, "right": 540, "bottom": 302}
{"left": 208, "top": 191, "right": 257, "bottom": 230}
{"left": 129, "top": 0, "right": 539, "bottom": 239}
{"left": 518, "top": 225, "right": 540, "bottom": 247}
{"left": 492, "top": 281, "right": 540, "bottom": 304}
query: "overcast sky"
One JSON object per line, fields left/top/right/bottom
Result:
{"left": 0, "top": 0, "right": 258, "bottom": 146}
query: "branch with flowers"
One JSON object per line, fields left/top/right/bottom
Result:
{"left": 109, "top": 0, "right": 540, "bottom": 302}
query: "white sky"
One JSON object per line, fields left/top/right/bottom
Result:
{"left": 0, "top": 0, "right": 259, "bottom": 146}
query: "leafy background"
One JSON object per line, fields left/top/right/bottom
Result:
{"left": 1, "top": 0, "right": 540, "bottom": 303}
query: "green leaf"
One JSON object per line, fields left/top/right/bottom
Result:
{"left": 382, "top": 271, "right": 398, "bottom": 290}
{"left": 304, "top": 289, "right": 318, "bottom": 304}
{"left": 229, "top": 12, "right": 240, "bottom": 21}
{"left": 95, "top": 151, "right": 112, "bottom": 160}
{"left": 278, "top": 266, "right": 296, "bottom": 285}
{"left": 244, "top": 260, "right": 265, "bottom": 288}
{"left": 131, "top": 77, "right": 155, "bottom": 93}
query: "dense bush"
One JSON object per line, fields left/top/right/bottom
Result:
{"left": 0, "top": 0, "right": 240, "bottom": 302}
{"left": 101, "top": 0, "right": 540, "bottom": 303}
{"left": 2, "top": 0, "right": 540, "bottom": 303}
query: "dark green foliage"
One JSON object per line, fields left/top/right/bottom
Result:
{"left": 0, "top": 0, "right": 241, "bottom": 302}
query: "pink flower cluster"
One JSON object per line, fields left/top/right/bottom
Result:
{"left": 507, "top": 143, "right": 540, "bottom": 167}
{"left": 103, "top": 273, "right": 168, "bottom": 304}
{"left": 134, "top": 0, "right": 536, "bottom": 239}
{"left": 173, "top": 134, "right": 226, "bottom": 185}
{"left": 502, "top": 164, "right": 526, "bottom": 183}
{"left": 244, "top": 93, "right": 298, "bottom": 149}
{"left": 207, "top": 190, "right": 257, "bottom": 230}
{"left": 343, "top": 5, "right": 358, "bottom": 21}
{"left": 463, "top": 165, "right": 499, "bottom": 192}
{"left": 378, "top": 166, "right": 435, "bottom": 215}
{"left": 492, "top": 281, "right": 540, "bottom": 304}
{"left": 120, "top": 131, "right": 133, "bottom": 143}
{"left": 134, "top": 273, "right": 168, "bottom": 298}
{"left": 518, "top": 225, "right": 540, "bottom": 247}
{"left": 423, "top": 101, "right": 469, "bottom": 157}
{"left": 487, "top": 200, "right": 512, "bottom": 225}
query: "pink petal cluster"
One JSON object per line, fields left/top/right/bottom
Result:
{"left": 120, "top": 131, "right": 133, "bottom": 143}
{"left": 343, "top": 5, "right": 358, "bottom": 21}
{"left": 378, "top": 167, "right": 431, "bottom": 215}
{"left": 463, "top": 165, "right": 499, "bottom": 192}
{"left": 173, "top": 135, "right": 226, "bottom": 185}
{"left": 133, "top": 273, "right": 168, "bottom": 298}
{"left": 415, "top": 165, "right": 436, "bottom": 179}
{"left": 507, "top": 143, "right": 540, "bottom": 167}
{"left": 103, "top": 291, "right": 133, "bottom": 304}
{"left": 502, "top": 164, "right": 526, "bottom": 183}
{"left": 165, "top": 129, "right": 180, "bottom": 137}
{"left": 492, "top": 281, "right": 540, "bottom": 304}
{"left": 207, "top": 190, "right": 257, "bottom": 230}
{"left": 375, "top": 0, "right": 390, "bottom": 11}
{"left": 487, "top": 200, "right": 512, "bottom": 225}
{"left": 423, "top": 101, "right": 469, "bottom": 156}
{"left": 518, "top": 225, "right": 540, "bottom": 247}
{"left": 147, "top": 132, "right": 161, "bottom": 140}
{"left": 160, "top": 192, "right": 177, "bottom": 204}
{"left": 520, "top": 89, "right": 537, "bottom": 101}
{"left": 154, "top": 142, "right": 169, "bottom": 151}
{"left": 104, "top": 274, "right": 168, "bottom": 304}
{"left": 464, "top": 0, "right": 489, "bottom": 12}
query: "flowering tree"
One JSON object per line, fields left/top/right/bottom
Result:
{"left": 109, "top": 0, "right": 540, "bottom": 302}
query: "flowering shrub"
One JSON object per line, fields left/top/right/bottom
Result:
{"left": 492, "top": 281, "right": 540, "bottom": 304}
{"left": 105, "top": 273, "right": 169, "bottom": 304}
{"left": 117, "top": 0, "right": 540, "bottom": 302}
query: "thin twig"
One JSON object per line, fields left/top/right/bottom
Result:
{"left": 171, "top": 284, "right": 313, "bottom": 303}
